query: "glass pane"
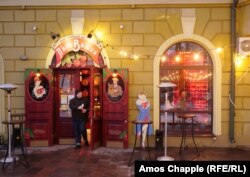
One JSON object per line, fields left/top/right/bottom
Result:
{"left": 160, "top": 112, "right": 212, "bottom": 134}
{"left": 59, "top": 74, "right": 75, "bottom": 118}
{"left": 94, "top": 72, "right": 101, "bottom": 119}
{"left": 184, "top": 69, "right": 212, "bottom": 111}
{"left": 160, "top": 41, "right": 213, "bottom": 135}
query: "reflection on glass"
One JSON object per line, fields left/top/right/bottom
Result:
{"left": 59, "top": 74, "right": 75, "bottom": 118}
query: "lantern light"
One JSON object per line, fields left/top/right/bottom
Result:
{"left": 175, "top": 55, "right": 181, "bottom": 62}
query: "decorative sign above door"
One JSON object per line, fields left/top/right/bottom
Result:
{"left": 54, "top": 35, "right": 103, "bottom": 67}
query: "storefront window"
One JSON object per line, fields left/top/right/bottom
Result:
{"left": 160, "top": 41, "right": 213, "bottom": 135}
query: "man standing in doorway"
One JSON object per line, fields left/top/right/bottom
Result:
{"left": 69, "top": 89, "right": 89, "bottom": 149}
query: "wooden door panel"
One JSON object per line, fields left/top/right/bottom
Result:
{"left": 104, "top": 104, "right": 127, "bottom": 112}
{"left": 25, "top": 68, "right": 54, "bottom": 146}
{"left": 89, "top": 68, "right": 103, "bottom": 149}
{"left": 102, "top": 68, "right": 128, "bottom": 148}
{"left": 92, "top": 119, "right": 102, "bottom": 146}
{"left": 59, "top": 121, "right": 74, "bottom": 137}
{"left": 27, "top": 112, "right": 51, "bottom": 120}
{"left": 29, "top": 121, "right": 49, "bottom": 139}
{"left": 104, "top": 112, "right": 126, "bottom": 121}
{"left": 107, "top": 123, "right": 123, "bottom": 140}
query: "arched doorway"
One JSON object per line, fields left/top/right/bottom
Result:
{"left": 153, "top": 34, "right": 221, "bottom": 136}
{"left": 43, "top": 35, "right": 114, "bottom": 149}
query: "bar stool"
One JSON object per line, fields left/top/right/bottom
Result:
{"left": 1, "top": 120, "right": 29, "bottom": 174}
{"left": 128, "top": 120, "right": 153, "bottom": 166}
{"left": 10, "top": 113, "right": 28, "bottom": 159}
{"left": 11, "top": 113, "right": 26, "bottom": 139}
{"left": 178, "top": 114, "right": 199, "bottom": 156}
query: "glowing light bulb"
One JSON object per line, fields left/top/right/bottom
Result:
{"left": 236, "top": 58, "right": 242, "bottom": 66}
{"left": 216, "top": 47, "right": 223, "bottom": 53}
{"left": 175, "top": 55, "right": 181, "bottom": 62}
{"left": 120, "top": 51, "right": 128, "bottom": 57}
{"left": 161, "top": 55, "right": 167, "bottom": 61}
{"left": 193, "top": 53, "right": 200, "bottom": 61}
{"left": 95, "top": 31, "right": 103, "bottom": 39}
{"left": 133, "top": 55, "right": 139, "bottom": 60}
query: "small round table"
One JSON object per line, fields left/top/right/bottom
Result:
{"left": 128, "top": 120, "right": 153, "bottom": 166}
{"left": 1, "top": 120, "right": 29, "bottom": 174}
{"left": 178, "top": 114, "right": 199, "bottom": 156}
{"left": 11, "top": 113, "right": 25, "bottom": 120}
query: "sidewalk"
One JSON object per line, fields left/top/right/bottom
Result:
{"left": 1, "top": 146, "right": 250, "bottom": 177}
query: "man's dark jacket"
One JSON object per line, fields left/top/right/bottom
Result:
{"left": 69, "top": 97, "right": 89, "bottom": 121}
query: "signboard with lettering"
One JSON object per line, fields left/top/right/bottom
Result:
{"left": 54, "top": 35, "right": 102, "bottom": 67}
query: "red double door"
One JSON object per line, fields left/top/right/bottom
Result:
{"left": 25, "top": 68, "right": 128, "bottom": 149}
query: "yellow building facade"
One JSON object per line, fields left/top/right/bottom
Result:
{"left": 1, "top": 1, "right": 250, "bottom": 148}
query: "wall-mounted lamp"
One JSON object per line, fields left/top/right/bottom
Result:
{"left": 87, "top": 30, "right": 93, "bottom": 39}
{"left": 36, "top": 69, "right": 41, "bottom": 77}
{"left": 50, "top": 32, "right": 60, "bottom": 40}
{"left": 112, "top": 69, "right": 118, "bottom": 77}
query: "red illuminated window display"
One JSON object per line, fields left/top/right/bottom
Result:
{"left": 160, "top": 42, "right": 213, "bottom": 135}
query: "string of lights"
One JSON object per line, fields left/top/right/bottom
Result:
{"left": 102, "top": 43, "right": 224, "bottom": 62}
{"left": 50, "top": 29, "right": 250, "bottom": 67}
{"left": 100, "top": 39, "right": 224, "bottom": 62}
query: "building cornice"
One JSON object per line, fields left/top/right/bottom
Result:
{"left": 0, "top": 0, "right": 236, "bottom": 10}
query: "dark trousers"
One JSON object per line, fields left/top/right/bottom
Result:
{"left": 73, "top": 119, "right": 87, "bottom": 144}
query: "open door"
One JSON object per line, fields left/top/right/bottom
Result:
{"left": 25, "top": 68, "right": 54, "bottom": 146}
{"left": 53, "top": 67, "right": 102, "bottom": 150}
{"left": 102, "top": 69, "right": 128, "bottom": 148}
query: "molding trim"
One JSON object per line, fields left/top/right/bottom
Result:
{"left": 181, "top": 9, "right": 196, "bottom": 37}
{"left": 0, "top": 0, "right": 232, "bottom": 6}
{"left": 0, "top": 4, "right": 232, "bottom": 10}
{"left": 181, "top": 17, "right": 196, "bottom": 37}
{"left": 71, "top": 10, "right": 85, "bottom": 35}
